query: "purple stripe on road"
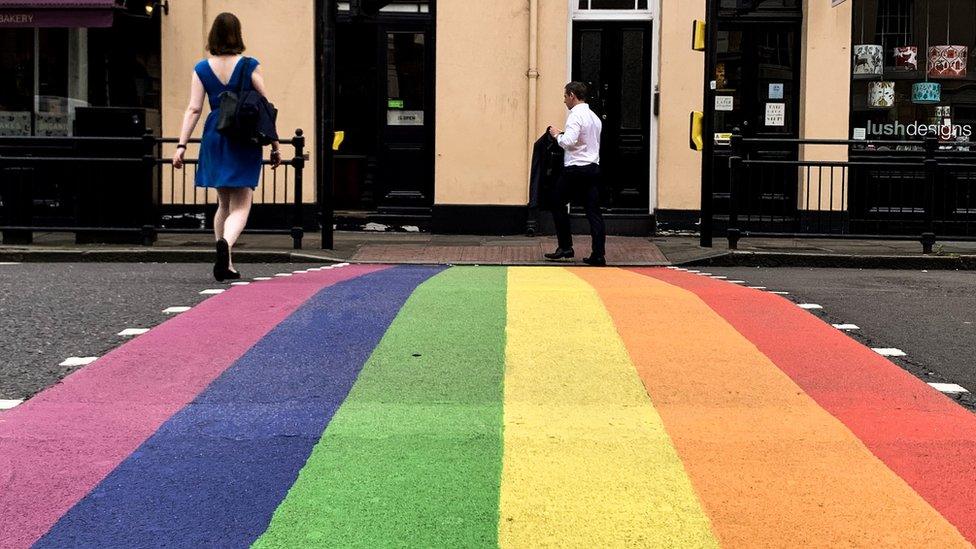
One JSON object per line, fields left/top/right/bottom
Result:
{"left": 0, "top": 265, "right": 387, "bottom": 549}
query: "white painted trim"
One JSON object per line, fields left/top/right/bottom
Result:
{"left": 566, "top": 0, "right": 660, "bottom": 213}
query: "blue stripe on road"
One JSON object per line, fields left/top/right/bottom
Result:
{"left": 34, "top": 265, "right": 444, "bottom": 549}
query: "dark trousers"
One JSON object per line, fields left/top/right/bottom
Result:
{"left": 549, "top": 164, "right": 606, "bottom": 258}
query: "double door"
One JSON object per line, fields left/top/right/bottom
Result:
{"left": 572, "top": 21, "right": 653, "bottom": 212}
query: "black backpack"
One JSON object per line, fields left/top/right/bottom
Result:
{"left": 216, "top": 57, "right": 279, "bottom": 146}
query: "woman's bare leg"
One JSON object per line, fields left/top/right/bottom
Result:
{"left": 223, "top": 188, "right": 253, "bottom": 271}
{"left": 214, "top": 189, "right": 231, "bottom": 241}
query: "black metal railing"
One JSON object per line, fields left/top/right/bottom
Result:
{"left": 0, "top": 129, "right": 307, "bottom": 249}
{"left": 724, "top": 134, "right": 976, "bottom": 253}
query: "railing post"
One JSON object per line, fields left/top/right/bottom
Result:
{"left": 291, "top": 128, "right": 306, "bottom": 250}
{"left": 922, "top": 136, "right": 938, "bottom": 254}
{"left": 141, "top": 129, "right": 158, "bottom": 246}
{"left": 727, "top": 131, "right": 743, "bottom": 250}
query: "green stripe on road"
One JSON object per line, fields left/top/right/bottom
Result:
{"left": 253, "top": 267, "right": 508, "bottom": 548}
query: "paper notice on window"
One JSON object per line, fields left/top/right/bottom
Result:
{"left": 765, "top": 103, "right": 785, "bottom": 127}
{"left": 715, "top": 96, "right": 734, "bottom": 111}
{"left": 853, "top": 128, "right": 867, "bottom": 140}
{"left": 387, "top": 110, "right": 424, "bottom": 126}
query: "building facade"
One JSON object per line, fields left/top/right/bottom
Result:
{"left": 7, "top": 1, "right": 976, "bottom": 236}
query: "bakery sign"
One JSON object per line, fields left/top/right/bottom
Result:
{"left": 0, "top": 13, "right": 34, "bottom": 25}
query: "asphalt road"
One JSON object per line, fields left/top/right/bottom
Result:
{"left": 708, "top": 267, "right": 976, "bottom": 408}
{"left": 0, "top": 262, "right": 320, "bottom": 400}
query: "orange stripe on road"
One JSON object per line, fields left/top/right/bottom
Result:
{"left": 574, "top": 267, "right": 969, "bottom": 548}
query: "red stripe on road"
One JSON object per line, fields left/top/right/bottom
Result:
{"left": 638, "top": 268, "right": 976, "bottom": 543}
{"left": 0, "top": 265, "right": 388, "bottom": 549}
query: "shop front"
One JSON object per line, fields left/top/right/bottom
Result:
{"left": 0, "top": 0, "right": 162, "bottom": 137}
{"left": 850, "top": 0, "right": 976, "bottom": 148}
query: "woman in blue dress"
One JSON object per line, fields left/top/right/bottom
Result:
{"left": 172, "top": 12, "right": 281, "bottom": 281}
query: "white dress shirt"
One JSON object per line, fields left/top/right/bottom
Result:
{"left": 557, "top": 102, "right": 602, "bottom": 167}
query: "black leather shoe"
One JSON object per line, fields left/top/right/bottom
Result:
{"left": 214, "top": 239, "right": 230, "bottom": 282}
{"left": 582, "top": 256, "right": 607, "bottom": 267}
{"left": 544, "top": 248, "right": 575, "bottom": 261}
{"left": 225, "top": 269, "right": 242, "bottom": 281}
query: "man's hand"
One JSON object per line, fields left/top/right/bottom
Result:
{"left": 549, "top": 126, "right": 562, "bottom": 139}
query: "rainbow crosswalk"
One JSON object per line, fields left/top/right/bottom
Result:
{"left": 2, "top": 265, "right": 976, "bottom": 548}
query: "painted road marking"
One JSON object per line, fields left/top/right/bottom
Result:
{"left": 200, "top": 289, "right": 225, "bottom": 295}
{"left": 729, "top": 280, "right": 746, "bottom": 284}
{"left": 710, "top": 275, "right": 728, "bottom": 279}
{"left": 0, "top": 399, "right": 23, "bottom": 410}
{"left": 687, "top": 270, "right": 700, "bottom": 273}
{"left": 117, "top": 329, "right": 150, "bottom": 337}
{"left": 833, "top": 324, "right": 860, "bottom": 331}
{"left": 873, "top": 348, "right": 907, "bottom": 357}
{"left": 59, "top": 357, "right": 99, "bottom": 367}
{"left": 929, "top": 383, "right": 970, "bottom": 394}
{"left": 274, "top": 274, "right": 293, "bottom": 278}
{"left": 163, "top": 307, "right": 191, "bottom": 314}
{"left": 0, "top": 262, "right": 20, "bottom": 265}
{"left": 749, "top": 286, "right": 767, "bottom": 290}
{"left": 798, "top": 304, "right": 823, "bottom": 310}
{"left": 230, "top": 282, "right": 250, "bottom": 286}
{"left": 770, "top": 291, "right": 790, "bottom": 295}
{"left": 253, "top": 277, "right": 272, "bottom": 281}
{"left": 334, "top": 263, "right": 350, "bottom": 268}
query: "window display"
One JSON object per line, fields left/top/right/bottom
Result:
{"left": 851, "top": 0, "right": 976, "bottom": 149}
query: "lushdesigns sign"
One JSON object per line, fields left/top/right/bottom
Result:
{"left": 928, "top": 45, "right": 968, "bottom": 78}
{"left": 864, "top": 119, "right": 973, "bottom": 139}
{"left": 893, "top": 46, "right": 918, "bottom": 71}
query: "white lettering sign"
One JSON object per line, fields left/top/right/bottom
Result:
{"left": 865, "top": 120, "right": 974, "bottom": 139}
{"left": 715, "top": 96, "right": 734, "bottom": 111}
{"left": 0, "top": 14, "right": 34, "bottom": 25}
{"left": 765, "top": 103, "right": 785, "bottom": 127}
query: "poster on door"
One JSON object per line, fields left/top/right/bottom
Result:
{"left": 765, "top": 103, "right": 785, "bottom": 127}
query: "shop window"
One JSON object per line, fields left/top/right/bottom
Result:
{"left": 851, "top": 0, "right": 976, "bottom": 149}
{"left": 0, "top": 15, "right": 160, "bottom": 137}
{"left": 386, "top": 32, "right": 425, "bottom": 126}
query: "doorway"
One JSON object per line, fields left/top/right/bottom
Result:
{"left": 571, "top": 20, "right": 654, "bottom": 213}
{"left": 710, "top": 9, "right": 802, "bottom": 224}
{"left": 333, "top": 6, "right": 435, "bottom": 219}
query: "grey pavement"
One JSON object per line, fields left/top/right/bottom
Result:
{"left": 0, "top": 262, "right": 319, "bottom": 400}
{"left": 707, "top": 266, "right": 976, "bottom": 409}
{"left": 6, "top": 230, "right": 976, "bottom": 267}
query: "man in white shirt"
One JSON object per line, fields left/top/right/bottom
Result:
{"left": 545, "top": 82, "right": 607, "bottom": 266}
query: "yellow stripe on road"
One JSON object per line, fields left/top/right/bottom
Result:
{"left": 499, "top": 267, "right": 718, "bottom": 548}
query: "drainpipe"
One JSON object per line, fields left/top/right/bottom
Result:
{"left": 526, "top": 0, "right": 540, "bottom": 233}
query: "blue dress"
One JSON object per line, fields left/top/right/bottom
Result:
{"left": 194, "top": 57, "right": 262, "bottom": 189}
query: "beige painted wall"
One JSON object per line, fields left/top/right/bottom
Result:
{"left": 435, "top": 0, "right": 534, "bottom": 205}
{"left": 657, "top": 0, "right": 706, "bottom": 212}
{"left": 161, "top": 0, "right": 315, "bottom": 205}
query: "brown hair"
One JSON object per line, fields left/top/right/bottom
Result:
{"left": 207, "top": 13, "right": 246, "bottom": 56}
{"left": 564, "top": 82, "right": 589, "bottom": 102}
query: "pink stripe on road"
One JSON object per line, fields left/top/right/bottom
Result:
{"left": 0, "top": 265, "right": 387, "bottom": 549}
